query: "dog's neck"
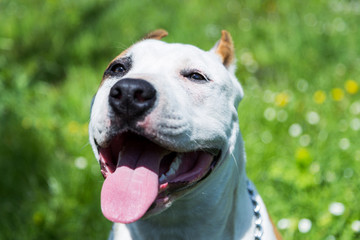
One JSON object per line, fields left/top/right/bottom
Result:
{"left": 126, "top": 133, "right": 255, "bottom": 240}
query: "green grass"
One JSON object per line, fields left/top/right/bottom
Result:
{"left": 1, "top": 0, "right": 360, "bottom": 239}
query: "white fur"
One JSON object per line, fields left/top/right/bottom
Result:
{"left": 89, "top": 38, "right": 277, "bottom": 240}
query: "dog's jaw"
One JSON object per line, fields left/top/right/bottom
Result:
{"left": 125, "top": 132, "right": 255, "bottom": 240}
{"left": 94, "top": 130, "right": 223, "bottom": 223}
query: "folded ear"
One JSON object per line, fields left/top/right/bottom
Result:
{"left": 210, "top": 30, "right": 236, "bottom": 71}
{"left": 143, "top": 29, "right": 168, "bottom": 40}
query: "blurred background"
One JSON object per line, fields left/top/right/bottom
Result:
{"left": 1, "top": 0, "right": 359, "bottom": 239}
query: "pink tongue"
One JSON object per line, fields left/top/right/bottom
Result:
{"left": 101, "top": 140, "right": 166, "bottom": 223}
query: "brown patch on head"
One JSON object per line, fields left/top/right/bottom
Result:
{"left": 107, "top": 49, "right": 129, "bottom": 69}
{"left": 104, "top": 29, "right": 168, "bottom": 76}
{"left": 99, "top": 50, "right": 127, "bottom": 84}
{"left": 143, "top": 29, "right": 168, "bottom": 40}
{"left": 214, "top": 30, "right": 235, "bottom": 68}
{"left": 99, "top": 29, "right": 168, "bottom": 87}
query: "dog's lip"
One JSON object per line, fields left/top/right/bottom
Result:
{"left": 96, "top": 131, "right": 221, "bottom": 207}
{"left": 144, "top": 151, "right": 221, "bottom": 217}
{"left": 156, "top": 151, "right": 219, "bottom": 192}
{"left": 96, "top": 132, "right": 220, "bottom": 179}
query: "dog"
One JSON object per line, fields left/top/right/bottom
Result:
{"left": 89, "top": 29, "right": 282, "bottom": 240}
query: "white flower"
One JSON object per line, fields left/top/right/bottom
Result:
{"left": 339, "top": 119, "right": 348, "bottom": 132}
{"left": 264, "top": 107, "right": 276, "bottom": 121}
{"left": 352, "top": 220, "right": 360, "bottom": 232}
{"left": 240, "top": 51, "right": 258, "bottom": 73}
{"left": 48, "top": 177, "right": 60, "bottom": 194}
{"left": 350, "top": 101, "right": 360, "bottom": 115}
{"left": 299, "top": 134, "right": 311, "bottom": 147}
{"left": 75, "top": 156, "right": 88, "bottom": 170}
{"left": 298, "top": 218, "right": 312, "bottom": 233}
{"left": 263, "top": 90, "right": 275, "bottom": 103}
{"left": 339, "top": 138, "right": 350, "bottom": 150}
{"left": 289, "top": 123, "right": 302, "bottom": 137}
{"left": 240, "top": 52, "right": 255, "bottom": 66}
{"left": 343, "top": 168, "right": 354, "bottom": 179}
{"left": 325, "top": 235, "right": 336, "bottom": 240}
{"left": 310, "top": 162, "right": 320, "bottom": 174}
{"left": 333, "top": 17, "right": 347, "bottom": 32}
{"left": 277, "top": 110, "right": 288, "bottom": 122}
{"left": 318, "top": 130, "right": 328, "bottom": 141}
{"left": 326, "top": 171, "right": 337, "bottom": 183}
{"left": 297, "top": 79, "right": 309, "bottom": 92}
{"left": 261, "top": 131, "right": 273, "bottom": 144}
{"left": 329, "top": 202, "right": 345, "bottom": 216}
{"left": 306, "top": 111, "right": 320, "bottom": 125}
{"left": 350, "top": 118, "right": 360, "bottom": 131}
{"left": 277, "top": 218, "right": 291, "bottom": 230}
{"left": 356, "top": 150, "right": 360, "bottom": 161}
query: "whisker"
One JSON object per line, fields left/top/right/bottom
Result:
{"left": 80, "top": 142, "right": 91, "bottom": 151}
{"left": 230, "top": 151, "right": 240, "bottom": 178}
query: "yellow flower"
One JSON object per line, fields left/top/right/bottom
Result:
{"left": 275, "top": 92, "right": 290, "bottom": 107}
{"left": 313, "top": 90, "right": 326, "bottom": 104}
{"left": 33, "top": 211, "right": 45, "bottom": 226}
{"left": 67, "top": 121, "right": 81, "bottom": 134}
{"left": 296, "top": 147, "right": 312, "bottom": 167}
{"left": 331, "top": 88, "right": 344, "bottom": 101}
{"left": 67, "top": 121, "right": 88, "bottom": 136}
{"left": 82, "top": 123, "right": 89, "bottom": 136}
{"left": 345, "top": 79, "right": 358, "bottom": 94}
{"left": 296, "top": 147, "right": 310, "bottom": 160}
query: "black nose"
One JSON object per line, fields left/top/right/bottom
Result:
{"left": 109, "top": 78, "right": 157, "bottom": 120}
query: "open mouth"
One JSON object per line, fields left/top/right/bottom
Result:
{"left": 97, "top": 132, "right": 220, "bottom": 223}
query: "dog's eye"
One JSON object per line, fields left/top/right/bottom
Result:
{"left": 186, "top": 72, "right": 208, "bottom": 82}
{"left": 110, "top": 63, "right": 126, "bottom": 73}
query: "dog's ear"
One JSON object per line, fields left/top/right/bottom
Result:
{"left": 143, "top": 29, "right": 168, "bottom": 40}
{"left": 211, "top": 30, "right": 236, "bottom": 71}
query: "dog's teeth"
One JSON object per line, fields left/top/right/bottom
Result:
{"left": 116, "top": 151, "right": 122, "bottom": 167}
{"left": 173, "top": 156, "right": 181, "bottom": 169}
{"left": 165, "top": 155, "right": 182, "bottom": 177}
{"left": 159, "top": 174, "right": 167, "bottom": 182}
{"left": 166, "top": 168, "right": 176, "bottom": 177}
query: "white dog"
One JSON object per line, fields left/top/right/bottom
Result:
{"left": 89, "top": 30, "right": 281, "bottom": 240}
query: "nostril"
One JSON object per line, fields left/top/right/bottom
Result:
{"left": 134, "top": 90, "right": 145, "bottom": 103}
{"left": 110, "top": 87, "right": 123, "bottom": 100}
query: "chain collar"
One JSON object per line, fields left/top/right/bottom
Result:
{"left": 246, "top": 180, "right": 263, "bottom": 240}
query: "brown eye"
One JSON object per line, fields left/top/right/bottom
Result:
{"left": 185, "top": 72, "right": 209, "bottom": 83}
{"left": 188, "top": 73, "right": 206, "bottom": 81}
{"left": 110, "top": 63, "right": 126, "bottom": 73}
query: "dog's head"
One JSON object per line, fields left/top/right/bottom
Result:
{"left": 89, "top": 30, "right": 244, "bottom": 223}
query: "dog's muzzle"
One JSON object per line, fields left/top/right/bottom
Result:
{"left": 109, "top": 78, "right": 156, "bottom": 122}
{"left": 95, "top": 77, "right": 222, "bottom": 224}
